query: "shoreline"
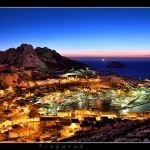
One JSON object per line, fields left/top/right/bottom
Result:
{"left": 121, "top": 101, "right": 150, "bottom": 110}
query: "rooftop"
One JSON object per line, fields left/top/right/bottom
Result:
{"left": 100, "top": 112, "right": 117, "bottom": 115}
{"left": 71, "top": 119, "right": 80, "bottom": 123}
{"left": 40, "top": 117, "right": 61, "bottom": 121}
{"left": 83, "top": 117, "right": 96, "bottom": 122}
{"left": 57, "top": 110, "right": 72, "bottom": 112}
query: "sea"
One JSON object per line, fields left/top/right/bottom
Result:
{"left": 81, "top": 61, "right": 150, "bottom": 80}
{"left": 71, "top": 60, "right": 150, "bottom": 114}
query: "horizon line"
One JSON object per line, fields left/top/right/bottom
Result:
{"left": 69, "top": 56, "right": 150, "bottom": 58}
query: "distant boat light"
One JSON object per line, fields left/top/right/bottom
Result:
{"left": 102, "top": 59, "right": 105, "bottom": 61}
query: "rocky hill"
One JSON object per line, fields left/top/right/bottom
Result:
{"left": 35, "top": 46, "right": 90, "bottom": 73}
{"left": 0, "top": 44, "right": 46, "bottom": 70}
{"left": 100, "top": 75, "right": 142, "bottom": 89}
{"left": 0, "top": 43, "right": 90, "bottom": 73}
{"left": 106, "top": 60, "right": 129, "bottom": 68}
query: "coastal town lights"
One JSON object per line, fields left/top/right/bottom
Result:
{"left": 0, "top": 90, "right": 4, "bottom": 95}
{"left": 70, "top": 123, "right": 76, "bottom": 128}
{"left": 8, "top": 86, "right": 13, "bottom": 92}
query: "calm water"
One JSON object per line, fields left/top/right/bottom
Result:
{"left": 117, "top": 103, "right": 150, "bottom": 115}
{"left": 71, "top": 100, "right": 150, "bottom": 115}
{"left": 70, "top": 100, "right": 111, "bottom": 111}
{"left": 71, "top": 61, "right": 150, "bottom": 113}
{"left": 81, "top": 61, "right": 150, "bottom": 80}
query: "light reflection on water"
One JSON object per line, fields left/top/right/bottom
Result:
{"left": 70, "top": 99, "right": 111, "bottom": 111}
{"left": 70, "top": 101, "right": 83, "bottom": 110}
{"left": 95, "top": 100, "right": 110, "bottom": 111}
{"left": 117, "top": 103, "right": 150, "bottom": 115}
{"left": 70, "top": 100, "right": 150, "bottom": 115}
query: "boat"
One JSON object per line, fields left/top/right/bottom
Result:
{"left": 127, "top": 95, "right": 141, "bottom": 105}
{"left": 145, "top": 78, "right": 150, "bottom": 82}
{"left": 120, "top": 106, "right": 128, "bottom": 110}
{"left": 111, "top": 106, "right": 120, "bottom": 110}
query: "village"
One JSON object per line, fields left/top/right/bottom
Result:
{"left": 1, "top": 102, "right": 150, "bottom": 142}
{"left": 0, "top": 70, "right": 150, "bottom": 142}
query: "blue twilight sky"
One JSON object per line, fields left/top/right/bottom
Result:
{"left": 0, "top": 7, "right": 150, "bottom": 61}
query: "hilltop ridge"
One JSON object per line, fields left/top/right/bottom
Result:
{"left": 0, "top": 43, "right": 91, "bottom": 73}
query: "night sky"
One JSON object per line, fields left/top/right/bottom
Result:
{"left": 0, "top": 8, "right": 150, "bottom": 61}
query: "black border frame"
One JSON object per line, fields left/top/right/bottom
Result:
{"left": 0, "top": 142, "right": 148, "bottom": 149}
{"left": 0, "top": 1, "right": 150, "bottom": 7}
{"left": 0, "top": 1, "right": 150, "bottom": 149}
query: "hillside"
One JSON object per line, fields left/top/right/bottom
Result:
{"left": 0, "top": 43, "right": 92, "bottom": 88}
{"left": 0, "top": 43, "right": 91, "bottom": 73}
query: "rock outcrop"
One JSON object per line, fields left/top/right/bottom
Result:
{"left": 0, "top": 44, "right": 47, "bottom": 70}
{"left": 0, "top": 64, "right": 18, "bottom": 73}
{"left": 106, "top": 61, "right": 129, "bottom": 68}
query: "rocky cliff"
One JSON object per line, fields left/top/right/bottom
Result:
{"left": 0, "top": 43, "right": 90, "bottom": 73}
{"left": 0, "top": 44, "right": 47, "bottom": 70}
{"left": 106, "top": 60, "right": 129, "bottom": 68}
